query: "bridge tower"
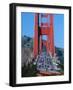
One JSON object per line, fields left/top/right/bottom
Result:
{"left": 33, "top": 13, "right": 55, "bottom": 58}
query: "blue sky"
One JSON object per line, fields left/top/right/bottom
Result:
{"left": 21, "top": 12, "right": 64, "bottom": 48}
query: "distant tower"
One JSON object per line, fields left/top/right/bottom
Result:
{"left": 33, "top": 13, "right": 55, "bottom": 58}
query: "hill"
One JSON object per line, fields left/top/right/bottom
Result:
{"left": 21, "top": 35, "right": 64, "bottom": 77}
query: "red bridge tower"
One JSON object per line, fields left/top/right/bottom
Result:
{"left": 33, "top": 13, "right": 55, "bottom": 58}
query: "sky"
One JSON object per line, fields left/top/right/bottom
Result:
{"left": 21, "top": 12, "right": 64, "bottom": 48}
